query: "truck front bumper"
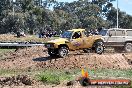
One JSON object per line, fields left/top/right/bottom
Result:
{"left": 45, "top": 43, "right": 58, "bottom": 49}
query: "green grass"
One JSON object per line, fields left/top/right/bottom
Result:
{"left": 90, "top": 69, "right": 132, "bottom": 79}
{"left": 35, "top": 68, "right": 132, "bottom": 85}
{"left": 0, "top": 69, "right": 17, "bottom": 76}
{"left": 0, "top": 68, "right": 131, "bottom": 87}
{"left": 0, "top": 49, "right": 15, "bottom": 60}
{"left": 36, "top": 69, "right": 76, "bottom": 85}
{"left": 0, "top": 49, "right": 15, "bottom": 53}
{"left": 37, "top": 72, "right": 60, "bottom": 84}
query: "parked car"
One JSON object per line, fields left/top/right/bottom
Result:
{"left": 99, "top": 28, "right": 132, "bottom": 52}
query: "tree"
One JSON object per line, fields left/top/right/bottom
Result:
{"left": 106, "top": 7, "right": 132, "bottom": 28}
{"left": 0, "top": 0, "right": 132, "bottom": 34}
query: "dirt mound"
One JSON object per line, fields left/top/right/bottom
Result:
{"left": 0, "top": 46, "right": 132, "bottom": 70}
{"left": 36, "top": 53, "right": 132, "bottom": 69}
{"left": 0, "top": 75, "right": 34, "bottom": 86}
{"left": 0, "top": 46, "right": 47, "bottom": 69}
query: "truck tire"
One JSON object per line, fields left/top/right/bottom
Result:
{"left": 95, "top": 42, "right": 104, "bottom": 54}
{"left": 48, "top": 49, "right": 57, "bottom": 57}
{"left": 124, "top": 43, "right": 132, "bottom": 53}
{"left": 58, "top": 46, "right": 69, "bottom": 58}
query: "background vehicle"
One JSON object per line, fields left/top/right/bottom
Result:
{"left": 45, "top": 29, "right": 104, "bottom": 57}
{"left": 99, "top": 28, "right": 132, "bottom": 52}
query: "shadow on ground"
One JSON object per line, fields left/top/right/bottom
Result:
{"left": 33, "top": 52, "right": 87, "bottom": 62}
{"left": 32, "top": 56, "right": 59, "bottom": 62}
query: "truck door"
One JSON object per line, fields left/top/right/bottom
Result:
{"left": 81, "top": 31, "right": 95, "bottom": 48}
{"left": 70, "top": 31, "right": 84, "bottom": 50}
{"left": 115, "top": 30, "right": 125, "bottom": 46}
{"left": 105, "top": 30, "right": 116, "bottom": 46}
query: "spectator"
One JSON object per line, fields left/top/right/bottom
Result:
{"left": 17, "top": 31, "right": 21, "bottom": 38}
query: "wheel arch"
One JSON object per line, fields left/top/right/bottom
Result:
{"left": 93, "top": 39, "right": 104, "bottom": 47}
{"left": 95, "top": 39, "right": 104, "bottom": 43}
{"left": 125, "top": 41, "right": 132, "bottom": 44}
{"left": 58, "top": 44, "right": 69, "bottom": 49}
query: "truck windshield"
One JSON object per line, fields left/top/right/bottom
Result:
{"left": 99, "top": 30, "right": 107, "bottom": 36}
{"left": 61, "top": 31, "right": 73, "bottom": 38}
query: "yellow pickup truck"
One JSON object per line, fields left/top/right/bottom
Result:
{"left": 45, "top": 29, "right": 104, "bottom": 57}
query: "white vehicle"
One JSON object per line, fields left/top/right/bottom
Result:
{"left": 99, "top": 28, "right": 132, "bottom": 52}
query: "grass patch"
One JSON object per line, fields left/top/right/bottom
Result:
{"left": 0, "top": 49, "right": 15, "bottom": 54}
{"left": 91, "top": 69, "right": 132, "bottom": 79}
{"left": 0, "top": 49, "right": 15, "bottom": 60}
{"left": 36, "top": 69, "right": 76, "bottom": 85}
{"left": 38, "top": 72, "right": 60, "bottom": 84}
{"left": 0, "top": 68, "right": 132, "bottom": 86}
{"left": 0, "top": 69, "right": 20, "bottom": 77}
{"left": 36, "top": 68, "right": 132, "bottom": 86}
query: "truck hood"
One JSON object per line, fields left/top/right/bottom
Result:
{"left": 47, "top": 38, "right": 69, "bottom": 44}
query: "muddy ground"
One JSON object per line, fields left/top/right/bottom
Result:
{"left": 0, "top": 46, "right": 132, "bottom": 88}
{"left": 0, "top": 46, "right": 132, "bottom": 70}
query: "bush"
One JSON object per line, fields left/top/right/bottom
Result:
{"left": 36, "top": 70, "right": 75, "bottom": 85}
{"left": 38, "top": 72, "right": 60, "bottom": 85}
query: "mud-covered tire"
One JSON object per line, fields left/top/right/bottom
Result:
{"left": 95, "top": 42, "right": 104, "bottom": 54}
{"left": 48, "top": 49, "right": 58, "bottom": 57}
{"left": 58, "top": 46, "right": 69, "bottom": 58}
{"left": 124, "top": 43, "right": 132, "bottom": 53}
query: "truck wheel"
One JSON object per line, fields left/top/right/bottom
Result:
{"left": 124, "top": 43, "right": 132, "bottom": 53}
{"left": 48, "top": 49, "right": 57, "bottom": 57}
{"left": 58, "top": 46, "right": 69, "bottom": 58}
{"left": 95, "top": 42, "right": 104, "bottom": 54}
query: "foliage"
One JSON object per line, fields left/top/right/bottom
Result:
{"left": 0, "top": 0, "right": 132, "bottom": 34}
{"left": 37, "top": 70, "right": 74, "bottom": 85}
{"left": 106, "top": 7, "right": 132, "bottom": 28}
{"left": 38, "top": 72, "right": 60, "bottom": 84}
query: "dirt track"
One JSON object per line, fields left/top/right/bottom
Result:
{"left": 0, "top": 46, "right": 132, "bottom": 88}
{"left": 0, "top": 46, "right": 132, "bottom": 70}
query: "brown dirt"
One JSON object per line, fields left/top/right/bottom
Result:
{"left": 0, "top": 75, "right": 34, "bottom": 86}
{"left": 0, "top": 35, "right": 131, "bottom": 87}
{"left": 0, "top": 34, "right": 47, "bottom": 42}
{"left": 0, "top": 84, "right": 101, "bottom": 88}
{"left": 0, "top": 46, "right": 131, "bottom": 88}
{"left": 0, "top": 77, "right": 110, "bottom": 88}
{"left": 0, "top": 46, "right": 131, "bottom": 70}
{"left": 0, "top": 34, "right": 15, "bottom": 41}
